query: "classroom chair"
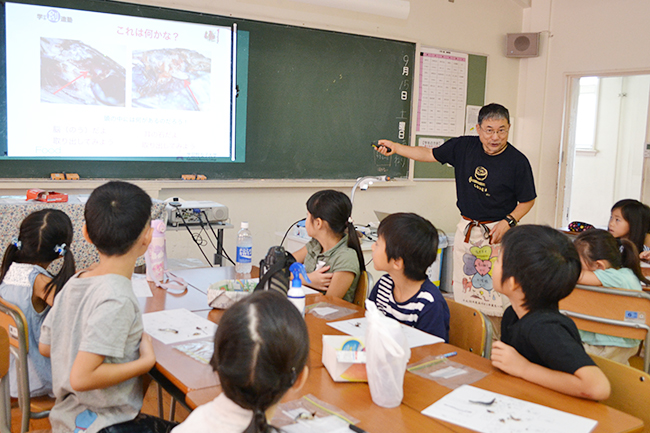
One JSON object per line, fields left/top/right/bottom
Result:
{"left": 0, "top": 328, "right": 11, "bottom": 433}
{"left": 0, "top": 298, "right": 55, "bottom": 433}
{"left": 353, "top": 271, "right": 373, "bottom": 308}
{"left": 446, "top": 298, "right": 493, "bottom": 358}
{"left": 559, "top": 284, "right": 650, "bottom": 373}
{"left": 590, "top": 354, "right": 650, "bottom": 431}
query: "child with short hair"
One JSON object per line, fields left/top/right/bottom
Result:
{"left": 293, "top": 189, "right": 365, "bottom": 302}
{"left": 0, "top": 208, "right": 75, "bottom": 398}
{"left": 491, "top": 225, "right": 610, "bottom": 401}
{"left": 172, "top": 290, "right": 310, "bottom": 433}
{"left": 39, "top": 181, "right": 176, "bottom": 433}
{"left": 367, "top": 212, "right": 449, "bottom": 341}
{"left": 574, "top": 229, "right": 648, "bottom": 364}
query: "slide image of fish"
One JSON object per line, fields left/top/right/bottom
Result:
{"left": 40, "top": 37, "right": 126, "bottom": 106}
{"left": 132, "top": 48, "right": 211, "bottom": 111}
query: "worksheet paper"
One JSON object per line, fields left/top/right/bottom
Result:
{"left": 326, "top": 317, "right": 444, "bottom": 348}
{"left": 421, "top": 385, "right": 598, "bottom": 433}
{"left": 131, "top": 274, "right": 153, "bottom": 298}
{"left": 142, "top": 308, "right": 217, "bottom": 345}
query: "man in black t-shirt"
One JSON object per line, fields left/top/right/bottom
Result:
{"left": 375, "top": 103, "right": 536, "bottom": 318}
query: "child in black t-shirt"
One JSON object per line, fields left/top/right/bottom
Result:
{"left": 490, "top": 225, "right": 610, "bottom": 401}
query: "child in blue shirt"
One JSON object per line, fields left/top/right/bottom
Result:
{"left": 368, "top": 212, "right": 449, "bottom": 341}
{"left": 0, "top": 208, "right": 75, "bottom": 398}
{"left": 574, "top": 229, "right": 649, "bottom": 365}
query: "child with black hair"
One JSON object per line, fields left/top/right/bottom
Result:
{"left": 491, "top": 225, "right": 610, "bottom": 400}
{"left": 609, "top": 199, "right": 650, "bottom": 259}
{"left": 574, "top": 229, "right": 648, "bottom": 364}
{"left": 293, "top": 189, "right": 365, "bottom": 302}
{"left": 39, "top": 181, "right": 176, "bottom": 433}
{"left": 0, "top": 208, "right": 75, "bottom": 398}
{"left": 367, "top": 212, "right": 449, "bottom": 341}
{"left": 172, "top": 290, "right": 310, "bottom": 433}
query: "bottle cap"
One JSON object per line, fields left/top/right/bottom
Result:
{"left": 289, "top": 262, "right": 311, "bottom": 287}
{"left": 241, "top": 221, "right": 249, "bottom": 229}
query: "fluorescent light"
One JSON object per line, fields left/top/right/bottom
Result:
{"left": 291, "top": 0, "right": 410, "bottom": 19}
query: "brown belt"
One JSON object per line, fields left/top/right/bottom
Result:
{"left": 462, "top": 216, "right": 498, "bottom": 243}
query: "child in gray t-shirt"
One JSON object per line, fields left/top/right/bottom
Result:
{"left": 40, "top": 181, "right": 176, "bottom": 433}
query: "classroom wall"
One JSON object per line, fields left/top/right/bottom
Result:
{"left": 0, "top": 0, "right": 526, "bottom": 266}
{"left": 516, "top": 0, "right": 650, "bottom": 227}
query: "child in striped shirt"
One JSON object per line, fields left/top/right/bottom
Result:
{"left": 368, "top": 212, "right": 449, "bottom": 341}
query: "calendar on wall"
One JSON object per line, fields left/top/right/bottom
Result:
{"left": 416, "top": 47, "right": 468, "bottom": 138}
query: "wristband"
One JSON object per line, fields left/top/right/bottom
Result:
{"left": 505, "top": 214, "right": 517, "bottom": 228}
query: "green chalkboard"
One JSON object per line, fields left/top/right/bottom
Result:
{"left": 0, "top": 0, "right": 414, "bottom": 179}
{"left": 413, "top": 53, "right": 487, "bottom": 179}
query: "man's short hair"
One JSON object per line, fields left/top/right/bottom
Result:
{"left": 84, "top": 181, "right": 152, "bottom": 256}
{"left": 377, "top": 212, "right": 438, "bottom": 281}
{"left": 478, "top": 103, "right": 510, "bottom": 125}
{"left": 501, "top": 225, "right": 580, "bottom": 311}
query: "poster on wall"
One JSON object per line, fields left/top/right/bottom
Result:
{"left": 416, "top": 47, "right": 468, "bottom": 137}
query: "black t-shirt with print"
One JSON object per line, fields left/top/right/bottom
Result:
{"left": 432, "top": 135, "right": 536, "bottom": 221}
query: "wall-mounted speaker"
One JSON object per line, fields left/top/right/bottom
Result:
{"left": 505, "top": 33, "right": 540, "bottom": 58}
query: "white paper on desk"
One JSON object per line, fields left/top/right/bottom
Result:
{"left": 422, "top": 385, "right": 598, "bottom": 433}
{"left": 131, "top": 274, "right": 153, "bottom": 298}
{"left": 327, "top": 317, "right": 444, "bottom": 349}
{"left": 142, "top": 308, "right": 217, "bottom": 345}
{"left": 312, "top": 307, "right": 339, "bottom": 317}
{"left": 280, "top": 415, "right": 350, "bottom": 433}
{"left": 170, "top": 267, "right": 233, "bottom": 292}
{"left": 303, "top": 287, "right": 319, "bottom": 295}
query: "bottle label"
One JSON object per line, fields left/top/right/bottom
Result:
{"left": 236, "top": 246, "right": 252, "bottom": 263}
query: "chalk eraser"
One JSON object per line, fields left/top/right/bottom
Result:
{"left": 181, "top": 174, "right": 196, "bottom": 180}
{"left": 50, "top": 173, "right": 65, "bottom": 180}
{"left": 65, "top": 173, "right": 79, "bottom": 180}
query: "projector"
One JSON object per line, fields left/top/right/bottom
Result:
{"left": 166, "top": 200, "right": 229, "bottom": 227}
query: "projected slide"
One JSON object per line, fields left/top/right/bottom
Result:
{"left": 5, "top": 2, "right": 234, "bottom": 159}
{"left": 132, "top": 48, "right": 211, "bottom": 111}
{"left": 41, "top": 38, "right": 127, "bottom": 107}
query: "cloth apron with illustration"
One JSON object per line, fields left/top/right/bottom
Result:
{"left": 452, "top": 217, "right": 509, "bottom": 317}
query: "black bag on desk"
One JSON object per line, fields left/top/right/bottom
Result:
{"left": 254, "top": 246, "right": 296, "bottom": 295}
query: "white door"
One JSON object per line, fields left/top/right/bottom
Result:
{"left": 561, "top": 74, "right": 650, "bottom": 228}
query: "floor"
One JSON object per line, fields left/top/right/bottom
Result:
{"left": 10, "top": 383, "right": 190, "bottom": 433}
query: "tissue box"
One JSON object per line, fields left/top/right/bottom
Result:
{"left": 26, "top": 189, "right": 68, "bottom": 203}
{"left": 322, "top": 335, "right": 367, "bottom": 382}
{"left": 207, "top": 278, "right": 258, "bottom": 309}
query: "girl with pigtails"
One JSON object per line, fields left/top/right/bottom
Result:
{"left": 0, "top": 208, "right": 76, "bottom": 397}
{"left": 172, "top": 290, "right": 309, "bottom": 433}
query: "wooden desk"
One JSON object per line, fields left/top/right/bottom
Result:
{"left": 148, "top": 272, "right": 643, "bottom": 433}
{"left": 186, "top": 368, "right": 456, "bottom": 433}
{"left": 404, "top": 343, "right": 642, "bottom": 433}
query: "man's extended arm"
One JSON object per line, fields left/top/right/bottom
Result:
{"left": 375, "top": 139, "right": 438, "bottom": 163}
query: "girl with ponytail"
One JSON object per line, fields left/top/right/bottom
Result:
{"left": 293, "top": 190, "right": 365, "bottom": 302}
{"left": 0, "top": 208, "right": 75, "bottom": 397}
{"left": 574, "top": 228, "right": 649, "bottom": 365}
{"left": 172, "top": 290, "right": 309, "bottom": 433}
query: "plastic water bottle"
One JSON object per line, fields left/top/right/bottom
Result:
{"left": 236, "top": 221, "right": 253, "bottom": 274}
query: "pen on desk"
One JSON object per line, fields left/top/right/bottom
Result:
{"left": 349, "top": 423, "right": 368, "bottom": 433}
{"left": 436, "top": 351, "right": 457, "bottom": 359}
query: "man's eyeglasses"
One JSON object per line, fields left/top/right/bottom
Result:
{"left": 480, "top": 126, "right": 509, "bottom": 137}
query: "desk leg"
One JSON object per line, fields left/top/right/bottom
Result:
{"left": 215, "top": 228, "right": 224, "bottom": 266}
